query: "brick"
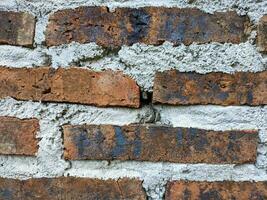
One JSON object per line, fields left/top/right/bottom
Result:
{"left": 0, "top": 177, "right": 146, "bottom": 199}
{"left": 63, "top": 124, "right": 258, "bottom": 164}
{"left": 153, "top": 70, "right": 267, "bottom": 106}
{"left": 0, "top": 117, "right": 39, "bottom": 156}
{"left": 0, "top": 11, "right": 35, "bottom": 47}
{"left": 0, "top": 67, "right": 140, "bottom": 108}
{"left": 165, "top": 181, "right": 267, "bottom": 200}
{"left": 257, "top": 15, "right": 267, "bottom": 52}
{"left": 45, "top": 7, "right": 249, "bottom": 47}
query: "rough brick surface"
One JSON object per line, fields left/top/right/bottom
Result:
{"left": 165, "top": 181, "right": 267, "bottom": 200}
{"left": 258, "top": 15, "right": 267, "bottom": 52}
{"left": 153, "top": 70, "right": 267, "bottom": 106}
{"left": 0, "top": 67, "right": 140, "bottom": 108}
{"left": 0, "top": 11, "right": 35, "bottom": 47}
{"left": 45, "top": 7, "right": 249, "bottom": 47}
{"left": 0, "top": 117, "right": 39, "bottom": 156}
{"left": 63, "top": 124, "right": 258, "bottom": 164}
{"left": 0, "top": 177, "right": 146, "bottom": 200}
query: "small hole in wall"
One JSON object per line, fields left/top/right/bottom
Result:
{"left": 141, "top": 91, "right": 153, "bottom": 105}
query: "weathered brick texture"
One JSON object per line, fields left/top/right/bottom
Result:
{"left": 0, "top": 11, "right": 35, "bottom": 47}
{"left": 0, "top": 117, "right": 39, "bottom": 156}
{"left": 0, "top": 177, "right": 146, "bottom": 199}
{"left": 45, "top": 7, "right": 249, "bottom": 47}
{"left": 165, "top": 181, "right": 267, "bottom": 200}
{"left": 63, "top": 124, "right": 258, "bottom": 164}
{"left": 258, "top": 15, "right": 267, "bottom": 52}
{"left": 153, "top": 70, "right": 267, "bottom": 106}
{"left": 0, "top": 67, "right": 140, "bottom": 108}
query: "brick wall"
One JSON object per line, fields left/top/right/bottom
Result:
{"left": 0, "top": 0, "right": 266, "bottom": 199}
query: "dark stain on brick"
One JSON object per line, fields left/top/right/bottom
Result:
{"left": 166, "top": 181, "right": 267, "bottom": 200}
{"left": 246, "top": 90, "right": 254, "bottom": 105}
{"left": 133, "top": 127, "right": 142, "bottom": 158}
{"left": 112, "top": 126, "right": 127, "bottom": 158}
{"left": 195, "top": 135, "right": 209, "bottom": 152}
{"left": 249, "top": 191, "right": 266, "bottom": 200}
{"left": 176, "top": 128, "right": 184, "bottom": 146}
{"left": 153, "top": 70, "right": 267, "bottom": 106}
{"left": 200, "top": 189, "right": 222, "bottom": 200}
{"left": 74, "top": 129, "right": 91, "bottom": 158}
{"left": 0, "top": 188, "right": 14, "bottom": 200}
{"left": 212, "top": 146, "right": 227, "bottom": 162}
{"left": 217, "top": 91, "right": 229, "bottom": 101}
{"left": 188, "top": 128, "right": 198, "bottom": 139}
{"left": 46, "top": 7, "right": 249, "bottom": 47}
{"left": 64, "top": 125, "right": 258, "bottom": 164}
{"left": 128, "top": 9, "right": 151, "bottom": 44}
{"left": 183, "top": 188, "right": 192, "bottom": 200}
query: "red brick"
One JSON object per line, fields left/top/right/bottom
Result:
{"left": 257, "top": 15, "right": 267, "bottom": 52}
{"left": 0, "top": 117, "right": 39, "bottom": 156}
{"left": 0, "top": 177, "right": 146, "bottom": 200}
{"left": 0, "top": 67, "right": 140, "bottom": 108}
{"left": 165, "top": 181, "right": 267, "bottom": 200}
{"left": 153, "top": 70, "right": 267, "bottom": 106}
{"left": 45, "top": 7, "right": 249, "bottom": 47}
{"left": 0, "top": 11, "right": 35, "bottom": 47}
{"left": 63, "top": 124, "right": 258, "bottom": 164}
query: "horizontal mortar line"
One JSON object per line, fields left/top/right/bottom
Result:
{"left": 0, "top": 104, "right": 266, "bottom": 130}
{"left": 1, "top": 159, "right": 267, "bottom": 181}
{"left": 0, "top": 42, "right": 265, "bottom": 71}
{"left": 0, "top": 110, "right": 266, "bottom": 127}
{"left": 0, "top": 156, "right": 264, "bottom": 169}
{"left": 0, "top": 41, "right": 260, "bottom": 51}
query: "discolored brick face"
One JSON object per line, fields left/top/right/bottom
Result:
{"left": 0, "top": 11, "right": 35, "bottom": 47}
{"left": 0, "top": 117, "right": 39, "bottom": 156}
{"left": 257, "top": 15, "right": 267, "bottom": 52}
{"left": 153, "top": 70, "right": 267, "bottom": 106}
{"left": 45, "top": 7, "right": 249, "bottom": 47}
{"left": 165, "top": 181, "right": 267, "bottom": 200}
{"left": 0, "top": 177, "right": 146, "bottom": 200}
{"left": 63, "top": 124, "right": 258, "bottom": 164}
{"left": 0, "top": 67, "right": 140, "bottom": 108}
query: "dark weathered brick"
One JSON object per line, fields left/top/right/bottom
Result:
{"left": 0, "top": 67, "right": 140, "bottom": 108}
{"left": 153, "top": 70, "right": 267, "bottom": 106}
{"left": 63, "top": 124, "right": 258, "bottom": 164}
{"left": 258, "top": 15, "right": 267, "bottom": 52}
{"left": 165, "top": 181, "right": 267, "bottom": 200}
{"left": 45, "top": 7, "right": 249, "bottom": 47}
{"left": 0, "top": 177, "right": 146, "bottom": 200}
{"left": 0, "top": 117, "right": 39, "bottom": 156}
{"left": 0, "top": 11, "right": 35, "bottom": 47}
